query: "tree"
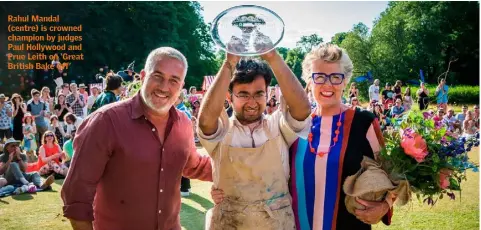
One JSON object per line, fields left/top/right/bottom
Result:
{"left": 330, "top": 32, "right": 348, "bottom": 45}
{"left": 339, "top": 23, "right": 374, "bottom": 75}
{"left": 276, "top": 47, "right": 290, "bottom": 60}
{"left": 1, "top": 1, "right": 218, "bottom": 92}
{"left": 284, "top": 48, "right": 306, "bottom": 86}
{"left": 296, "top": 34, "right": 323, "bottom": 53}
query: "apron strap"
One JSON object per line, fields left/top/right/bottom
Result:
{"left": 214, "top": 110, "right": 234, "bottom": 187}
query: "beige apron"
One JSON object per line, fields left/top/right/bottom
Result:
{"left": 205, "top": 120, "right": 296, "bottom": 230}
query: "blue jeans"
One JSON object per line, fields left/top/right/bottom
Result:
{"left": 4, "top": 162, "right": 42, "bottom": 187}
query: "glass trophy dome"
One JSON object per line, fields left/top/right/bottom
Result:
{"left": 211, "top": 5, "right": 285, "bottom": 56}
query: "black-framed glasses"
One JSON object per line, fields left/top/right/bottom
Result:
{"left": 46, "top": 134, "right": 54, "bottom": 137}
{"left": 311, "top": 73, "right": 345, "bottom": 85}
{"left": 233, "top": 93, "right": 266, "bottom": 102}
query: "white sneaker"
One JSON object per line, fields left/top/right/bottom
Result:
{"left": 181, "top": 191, "right": 190, "bottom": 197}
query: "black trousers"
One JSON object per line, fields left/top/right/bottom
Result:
{"left": 181, "top": 177, "right": 191, "bottom": 192}
{"left": 0, "top": 128, "right": 12, "bottom": 141}
{"left": 419, "top": 98, "right": 429, "bottom": 110}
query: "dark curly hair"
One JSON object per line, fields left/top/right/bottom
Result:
{"left": 228, "top": 58, "right": 273, "bottom": 93}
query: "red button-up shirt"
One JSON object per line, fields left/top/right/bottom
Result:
{"left": 61, "top": 92, "right": 213, "bottom": 230}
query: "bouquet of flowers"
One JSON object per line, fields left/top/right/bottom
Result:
{"left": 343, "top": 111, "right": 479, "bottom": 213}
{"left": 382, "top": 111, "right": 479, "bottom": 204}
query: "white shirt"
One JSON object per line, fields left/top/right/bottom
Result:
{"left": 198, "top": 98, "right": 311, "bottom": 180}
{"left": 369, "top": 84, "right": 380, "bottom": 101}
{"left": 87, "top": 95, "right": 97, "bottom": 110}
{"left": 66, "top": 117, "right": 83, "bottom": 136}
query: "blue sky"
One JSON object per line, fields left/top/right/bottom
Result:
{"left": 199, "top": 1, "right": 389, "bottom": 48}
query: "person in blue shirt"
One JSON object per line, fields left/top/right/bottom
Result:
{"left": 391, "top": 99, "right": 405, "bottom": 119}
{"left": 436, "top": 78, "right": 449, "bottom": 111}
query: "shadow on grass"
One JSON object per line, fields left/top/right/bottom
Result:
{"left": 0, "top": 199, "right": 9, "bottom": 204}
{"left": 184, "top": 193, "right": 214, "bottom": 210}
{"left": 180, "top": 202, "right": 207, "bottom": 230}
{"left": 11, "top": 193, "right": 34, "bottom": 201}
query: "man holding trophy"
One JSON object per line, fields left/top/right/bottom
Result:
{"left": 199, "top": 5, "right": 311, "bottom": 229}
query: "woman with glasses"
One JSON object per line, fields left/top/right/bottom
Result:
{"left": 289, "top": 44, "right": 393, "bottom": 229}
{"left": 37, "top": 131, "right": 68, "bottom": 177}
{"left": 211, "top": 44, "right": 394, "bottom": 230}
{"left": 350, "top": 97, "right": 361, "bottom": 109}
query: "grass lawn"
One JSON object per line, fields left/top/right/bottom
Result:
{"left": 0, "top": 147, "right": 478, "bottom": 230}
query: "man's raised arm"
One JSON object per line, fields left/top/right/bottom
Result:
{"left": 198, "top": 53, "right": 240, "bottom": 136}
{"left": 261, "top": 50, "right": 310, "bottom": 121}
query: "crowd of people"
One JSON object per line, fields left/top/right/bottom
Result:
{"left": 0, "top": 70, "right": 125, "bottom": 195}
{"left": 0, "top": 44, "right": 479, "bottom": 230}
{"left": 301, "top": 77, "right": 481, "bottom": 138}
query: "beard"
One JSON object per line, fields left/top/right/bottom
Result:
{"left": 140, "top": 84, "right": 174, "bottom": 115}
{"left": 235, "top": 103, "right": 263, "bottom": 124}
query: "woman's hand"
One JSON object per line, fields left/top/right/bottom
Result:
{"left": 354, "top": 198, "right": 390, "bottom": 225}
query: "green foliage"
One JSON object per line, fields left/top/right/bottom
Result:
{"left": 284, "top": 48, "right": 306, "bottom": 87}
{"left": 409, "top": 85, "right": 480, "bottom": 105}
{"left": 2, "top": 1, "right": 216, "bottom": 89}
{"left": 330, "top": 32, "right": 348, "bottom": 46}
{"left": 339, "top": 2, "right": 479, "bottom": 86}
{"left": 296, "top": 34, "right": 323, "bottom": 53}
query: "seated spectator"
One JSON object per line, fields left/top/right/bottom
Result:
{"left": 433, "top": 109, "right": 445, "bottom": 123}
{"left": 37, "top": 131, "right": 68, "bottom": 177}
{"left": 443, "top": 108, "right": 460, "bottom": 133}
{"left": 48, "top": 115, "right": 66, "bottom": 147}
{"left": 0, "top": 176, "right": 7, "bottom": 188}
{"left": 62, "top": 130, "right": 75, "bottom": 168}
{"left": 0, "top": 138, "right": 54, "bottom": 189}
{"left": 349, "top": 97, "right": 362, "bottom": 109}
{"left": 64, "top": 112, "right": 83, "bottom": 139}
{"left": 463, "top": 111, "right": 479, "bottom": 138}
{"left": 391, "top": 99, "right": 405, "bottom": 118}
{"left": 473, "top": 105, "right": 480, "bottom": 129}
{"left": 456, "top": 105, "right": 469, "bottom": 125}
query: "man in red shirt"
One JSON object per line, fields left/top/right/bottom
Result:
{"left": 61, "top": 47, "right": 213, "bottom": 230}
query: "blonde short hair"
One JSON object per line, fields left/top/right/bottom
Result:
{"left": 144, "top": 47, "right": 188, "bottom": 76}
{"left": 301, "top": 43, "right": 354, "bottom": 84}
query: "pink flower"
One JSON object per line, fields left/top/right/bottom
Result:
{"left": 400, "top": 129, "right": 429, "bottom": 162}
{"left": 439, "top": 168, "right": 453, "bottom": 189}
